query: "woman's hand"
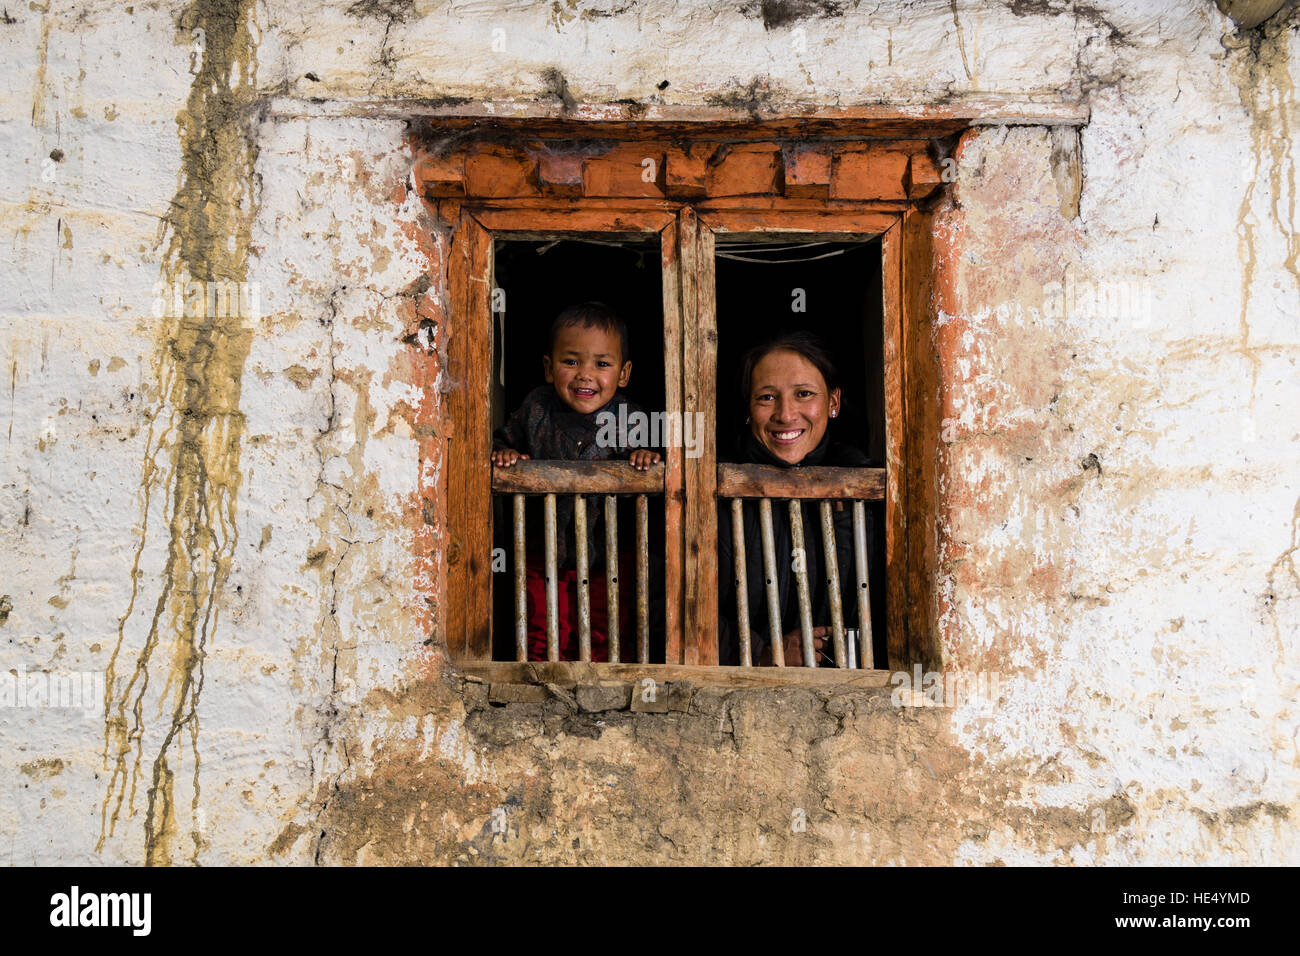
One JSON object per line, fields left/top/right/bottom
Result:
{"left": 762, "top": 625, "right": 829, "bottom": 666}
{"left": 491, "top": 449, "right": 530, "bottom": 468}
{"left": 629, "top": 449, "right": 661, "bottom": 471}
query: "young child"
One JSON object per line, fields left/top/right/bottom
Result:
{"left": 492, "top": 302, "right": 660, "bottom": 662}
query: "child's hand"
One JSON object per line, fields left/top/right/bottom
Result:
{"left": 492, "top": 449, "right": 530, "bottom": 468}
{"left": 629, "top": 449, "right": 661, "bottom": 471}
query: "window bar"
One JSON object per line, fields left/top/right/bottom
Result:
{"left": 731, "top": 497, "right": 752, "bottom": 666}
{"left": 513, "top": 493, "right": 527, "bottom": 662}
{"left": 636, "top": 493, "right": 650, "bottom": 664}
{"left": 788, "top": 500, "right": 816, "bottom": 667}
{"left": 543, "top": 492, "right": 559, "bottom": 662}
{"left": 758, "top": 498, "right": 784, "bottom": 667}
{"left": 574, "top": 494, "right": 591, "bottom": 663}
{"left": 605, "top": 495, "right": 620, "bottom": 664}
{"left": 820, "top": 500, "right": 846, "bottom": 668}
{"left": 852, "top": 500, "right": 874, "bottom": 669}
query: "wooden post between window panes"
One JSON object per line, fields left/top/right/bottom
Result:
{"left": 660, "top": 217, "right": 686, "bottom": 665}
{"left": 680, "top": 207, "right": 719, "bottom": 665}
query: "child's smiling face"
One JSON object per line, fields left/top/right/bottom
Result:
{"left": 543, "top": 323, "right": 632, "bottom": 414}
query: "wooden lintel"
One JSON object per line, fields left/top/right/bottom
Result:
{"left": 905, "top": 153, "right": 944, "bottom": 199}
{"left": 698, "top": 207, "right": 898, "bottom": 236}
{"left": 413, "top": 151, "right": 465, "bottom": 197}
{"left": 467, "top": 204, "right": 675, "bottom": 235}
{"left": 665, "top": 144, "right": 713, "bottom": 199}
{"left": 783, "top": 143, "right": 831, "bottom": 198}
{"left": 463, "top": 144, "right": 539, "bottom": 198}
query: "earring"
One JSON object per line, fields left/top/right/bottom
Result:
{"left": 831, "top": 410, "right": 838, "bottom": 418}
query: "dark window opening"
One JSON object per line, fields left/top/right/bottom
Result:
{"left": 493, "top": 238, "right": 666, "bottom": 431}
{"left": 714, "top": 238, "right": 884, "bottom": 463}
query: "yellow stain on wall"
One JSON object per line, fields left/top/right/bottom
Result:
{"left": 98, "top": 0, "right": 260, "bottom": 867}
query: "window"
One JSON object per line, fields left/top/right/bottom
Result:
{"left": 416, "top": 124, "right": 948, "bottom": 679}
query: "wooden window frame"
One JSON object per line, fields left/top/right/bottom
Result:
{"left": 442, "top": 203, "right": 686, "bottom": 666}
{"left": 436, "top": 177, "right": 936, "bottom": 685}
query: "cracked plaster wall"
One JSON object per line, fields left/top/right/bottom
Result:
{"left": 0, "top": 0, "right": 1297, "bottom": 864}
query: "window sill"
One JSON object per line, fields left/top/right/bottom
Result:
{"left": 455, "top": 660, "right": 892, "bottom": 691}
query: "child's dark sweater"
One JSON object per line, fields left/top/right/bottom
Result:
{"left": 493, "top": 385, "right": 649, "bottom": 463}
{"left": 494, "top": 385, "right": 652, "bottom": 568}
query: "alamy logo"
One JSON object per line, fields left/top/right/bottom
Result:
{"left": 49, "top": 886, "right": 151, "bottom": 936}
{"left": 1041, "top": 274, "right": 1153, "bottom": 327}
{"left": 0, "top": 668, "right": 103, "bottom": 717}
{"left": 151, "top": 278, "right": 260, "bottom": 320}
{"left": 890, "top": 665, "right": 1001, "bottom": 708}
{"left": 594, "top": 407, "right": 706, "bottom": 459}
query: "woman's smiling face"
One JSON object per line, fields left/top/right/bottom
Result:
{"left": 747, "top": 349, "right": 841, "bottom": 465}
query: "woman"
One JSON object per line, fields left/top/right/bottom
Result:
{"left": 717, "top": 332, "right": 885, "bottom": 667}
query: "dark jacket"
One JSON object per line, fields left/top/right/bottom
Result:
{"left": 494, "top": 385, "right": 654, "bottom": 569}
{"left": 717, "top": 429, "right": 883, "bottom": 666}
{"left": 494, "top": 385, "right": 653, "bottom": 464}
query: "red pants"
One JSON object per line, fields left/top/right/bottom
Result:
{"left": 525, "top": 555, "right": 630, "bottom": 662}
